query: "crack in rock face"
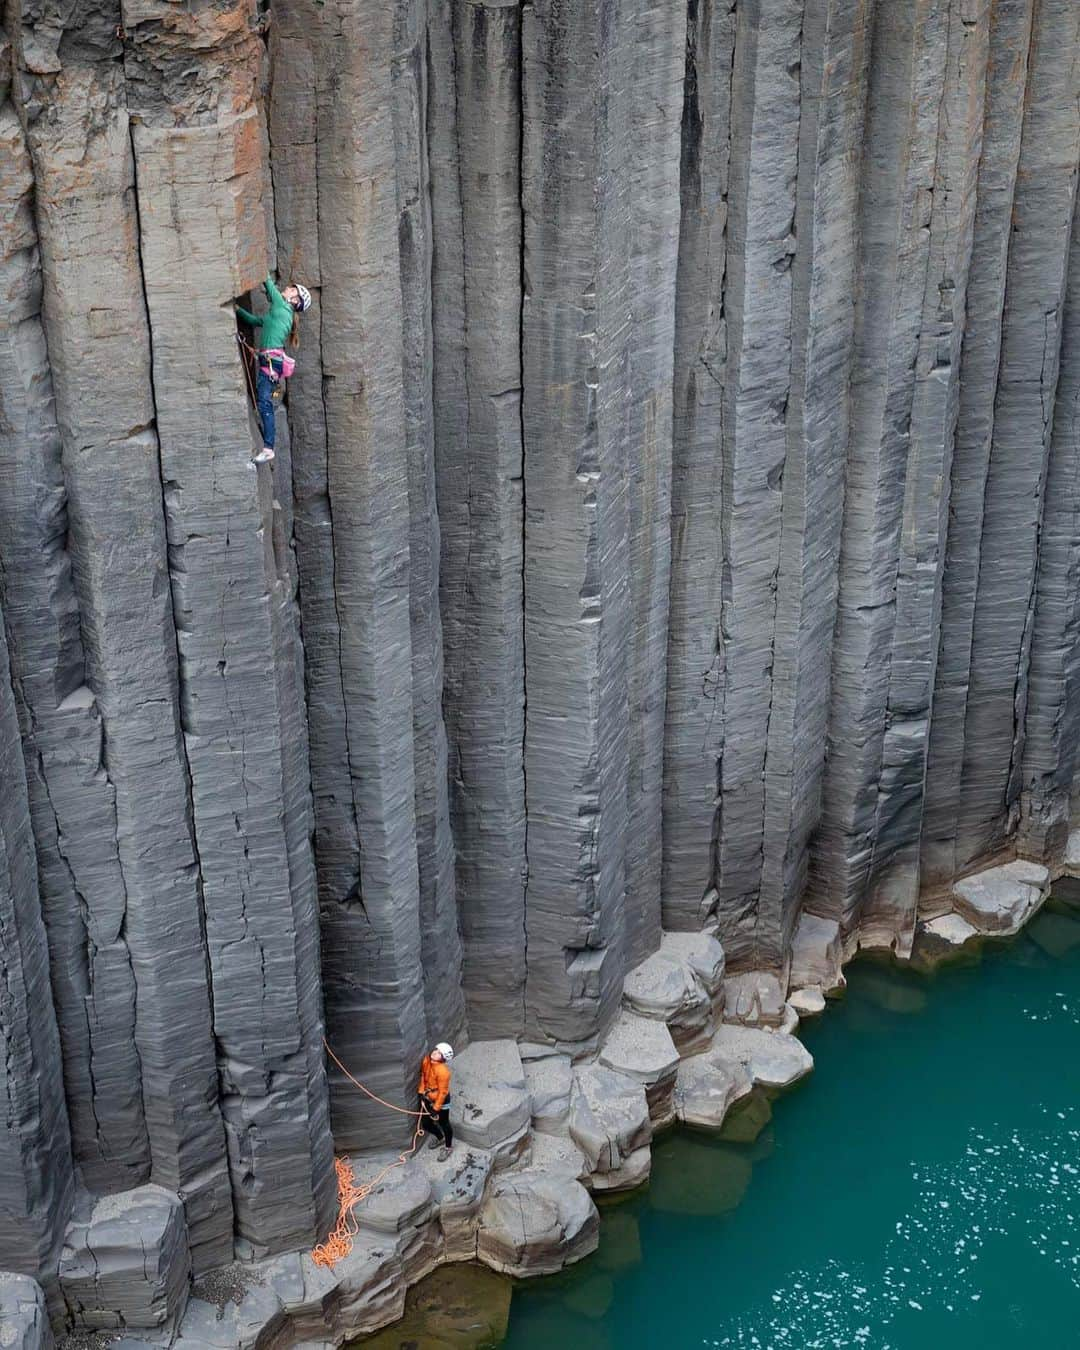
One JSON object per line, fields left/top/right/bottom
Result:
{"left": 2, "top": 0, "right": 1080, "bottom": 1341}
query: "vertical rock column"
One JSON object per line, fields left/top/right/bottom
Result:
{"left": 814, "top": 0, "right": 987, "bottom": 944}
{"left": 393, "top": 0, "right": 466, "bottom": 1048}
{"left": 11, "top": 0, "right": 232, "bottom": 1270}
{"left": 521, "top": 0, "right": 632, "bottom": 1046}
{"left": 0, "top": 598, "right": 74, "bottom": 1305}
{"left": 623, "top": 0, "right": 687, "bottom": 967}
{"left": 713, "top": 0, "right": 802, "bottom": 969}
{"left": 858, "top": 0, "right": 989, "bottom": 945}
{"left": 1020, "top": 203, "right": 1080, "bottom": 856}
{"left": 663, "top": 0, "right": 736, "bottom": 934}
{"left": 921, "top": 0, "right": 1035, "bottom": 888}
{"left": 947, "top": 0, "right": 1080, "bottom": 873}
{"left": 0, "top": 23, "right": 150, "bottom": 1195}
{"left": 760, "top": 0, "right": 871, "bottom": 947}
{"left": 436, "top": 0, "right": 527, "bottom": 1039}
{"left": 269, "top": 0, "right": 429, "bottom": 1146}
{"left": 121, "top": 0, "right": 334, "bottom": 1250}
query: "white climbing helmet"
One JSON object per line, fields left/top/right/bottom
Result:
{"left": 434, "top": 1042, "right": 454, "bottom": 1062}
{"left": 292, "top": 283, "right": 312, "bottom": 313}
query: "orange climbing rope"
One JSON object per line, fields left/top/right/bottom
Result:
{"left": 311, "top": 1039, "right": 429, "bottom": 1269}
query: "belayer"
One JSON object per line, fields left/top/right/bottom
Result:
{"left": 236, "top": 274, "right": 311, "bottom": 463}
{"left": 417, "top": 1043, "right": 455, "bottom": 1161}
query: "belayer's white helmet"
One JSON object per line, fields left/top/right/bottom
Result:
{"left": 434, "top": 1042, "right": 454, "bottom": 1061}
{"left": 292, "top": 283, "right": 312, "bottom": 313}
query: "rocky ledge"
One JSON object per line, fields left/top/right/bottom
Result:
{"left": 12, "top": 932, "right": 818, "bottom": 1349}
{"left": 12, "top": 856, "right": 1063, "bottom": 1350}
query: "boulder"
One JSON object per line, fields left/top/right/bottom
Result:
{"left": 659, "top": 931, "right": 726, "bottom": 996}
{"left": 953, "top": 860, "right": 1049, "bottom": 935}
{"left": 415, "top": 1146, "right": 493, "bottom": 1261}
{"left": 597, "top": 1012, "right": 679, "bottom": 1125}
{"left": 0, "top": 1273, "right": 52, "bottom": 1350}
{"left": 568, "top": 1065, "right": 651, "bottom": 1181}
{"left": 449, "top": 1041, "right": 532, "bottom": 1161}
{"left": 253, "top": 1238, "right": 404, "bottom": 1345}
{"left": 787, "top": 912, "right": 844, "bottom": 994}
{"left": 674, "top": 1050, "right": 752, "bottom": 1129}
{"left": 788, "top": 986, "right": 826, "bottom": 1017}
{"left": 621, "top": 949, "right": 713, "bottom": 1053}
{"left": 722, "top": 971, "right": 786, "bottom": 1027}
{"left": 59, "top": 1185, "right": 190, "bottom": 1333}
{"left": 476, "top": 1171, "right": 598, "bottom": 1277}
{"left": 523, "top": 1054, "right": 573, "bottom": 1135}
{"left": 709, "top": 1026, "right": 813, "bottom": 1090}
{"left": 1064, "top": 829, "right": 1080, "bottom": 870}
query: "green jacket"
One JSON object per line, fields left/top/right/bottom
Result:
{"left": 236, "top": 276, "right": 295, "bottom": 351}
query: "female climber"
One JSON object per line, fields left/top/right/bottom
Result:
{"left": 236, "top": 274, "right": 311, "bottom": 463}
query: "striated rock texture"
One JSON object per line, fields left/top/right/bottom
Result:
{"left": 2, "top": 0, "right": 1080, "bottom": 1331}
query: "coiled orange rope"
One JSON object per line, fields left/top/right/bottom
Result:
{"left": 311, "top": 1040, "right": 429, "bottom": 1268}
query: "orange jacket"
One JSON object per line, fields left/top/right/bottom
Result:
{"left": 417, "top": 1055, "right": 451, "bottom": 1112}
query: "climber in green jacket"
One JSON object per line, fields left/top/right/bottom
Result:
{"left": 236, "top": 275, "right": 311, "bottom": 463}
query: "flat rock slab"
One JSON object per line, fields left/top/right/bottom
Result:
{"left": 787, "top": 913, "right": 844, "bottom": 994}
{"left": 710, "top": 1026, "right": 813, "bottom": 1091}
{"left": 598, "top": 1011, "right": 679, "bottom": 1087}
{"left": 722, "top": 971, "right": 786, "bottom": 1027}
{"left": 568, "top": 1065, "right": 651, "bottom": 1175}
{"left": 414, "top": 1147, "right": 493, "bottom": 1261}
{"left": 1064, "top": 830, "right": 1080, "bottom": 870}
{"left": 953, "top": 860, "right": 1049, "bottom": 935}
{"left": 523, "top": 1054, "right": 573, "bottom": 1135}
{"left": 350, "top": 1154, "right": 434, "bottom": 1236}
{"left": 912, "top": 911, "right": 983, "bottom": 970}
{"left": 476, "top": 1170, "right": 598, "bottom": 1278}
{"left": 526, "top": 1132, "right": 589, "bottom": 1183}
{"left": 450, "top": 1041, "right": 532, "bottom": 1155}
{"left": 60, "top": 1185, "right": 190, "bottom": 1333}
{"left": 0, "top": 1273, "right": 52, "bottom": 1350}
{"left": 674, "top": 1051, "right": 752, "bottom": 1130}
{"left": 788, "top": 986, "right": 826, "bottom": 1017}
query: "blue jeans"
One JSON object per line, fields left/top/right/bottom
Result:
{"left": 255, "top": 358, "right": 281, "bottom": 448}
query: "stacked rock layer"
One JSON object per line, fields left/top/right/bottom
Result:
{"left": 2, "top": 0, "right": 1080, "bottom": 1338}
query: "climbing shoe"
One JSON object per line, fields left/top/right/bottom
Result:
{"left": 253, "top": 447, "right": 275, "bottom": 463}
{"left": 437, "top": 1146, "right": 452, "bottom": 1162}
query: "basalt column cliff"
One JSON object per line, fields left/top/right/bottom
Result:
{"left": 1, "top": 0, "right": 1079, "bottom": 1340}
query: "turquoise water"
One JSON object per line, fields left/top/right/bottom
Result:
{"left": 504, "top": 899, "right": 1080, "bottom": 1349}
{"left": 363, "top": 893, "right": 1080, "bottom": 1349}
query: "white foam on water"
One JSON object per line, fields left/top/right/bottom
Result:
{"left": 705, "top": 1106, "right": 1080, "bottom": 1349}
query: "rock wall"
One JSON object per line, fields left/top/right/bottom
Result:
{"left": 2, "top": 0, "right": 1080, "bottom": 1328}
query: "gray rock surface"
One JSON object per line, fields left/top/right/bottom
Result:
{"left": 787, "top": 913, "right": 844, "bottom": 995}
{"left": 476, "top": 1170, "right": 598, "bottom": 1278}
{"left": 568, "top": 1065, "right": 652, "bottom": 1184}
{"left": 3, "top": 0, "right": 1080, "bottom": 1332}
{"left": 59, "top": 1186, "right": 189, "bottom": 1332}
{"left": 723, "top": 971, "right": 786, "bottom": 1027}
{"left": 674, "top": 1050, "right": 752, "bottom": 1130}
{"left": 0, "top": 1274, "right": 52, "bottom": 1350}
{"left": 598, "top": 1012, "right": 680, "bottom": 1126}
{"left": 0, "top": 599, "right": 73, "bottom": 1304}
{"left": 710, "top": 1025, "right": 814, "bottom": 1091}
{"left": 952, "top": 860, "right": 1049, "bottom": 935}
{"left": 449, "top": 1041, "right": 532, "bottom": 1159}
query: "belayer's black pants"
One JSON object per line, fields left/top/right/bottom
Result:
{"left": 418, "top": 1096, "right": 453, "bottom": 1147}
